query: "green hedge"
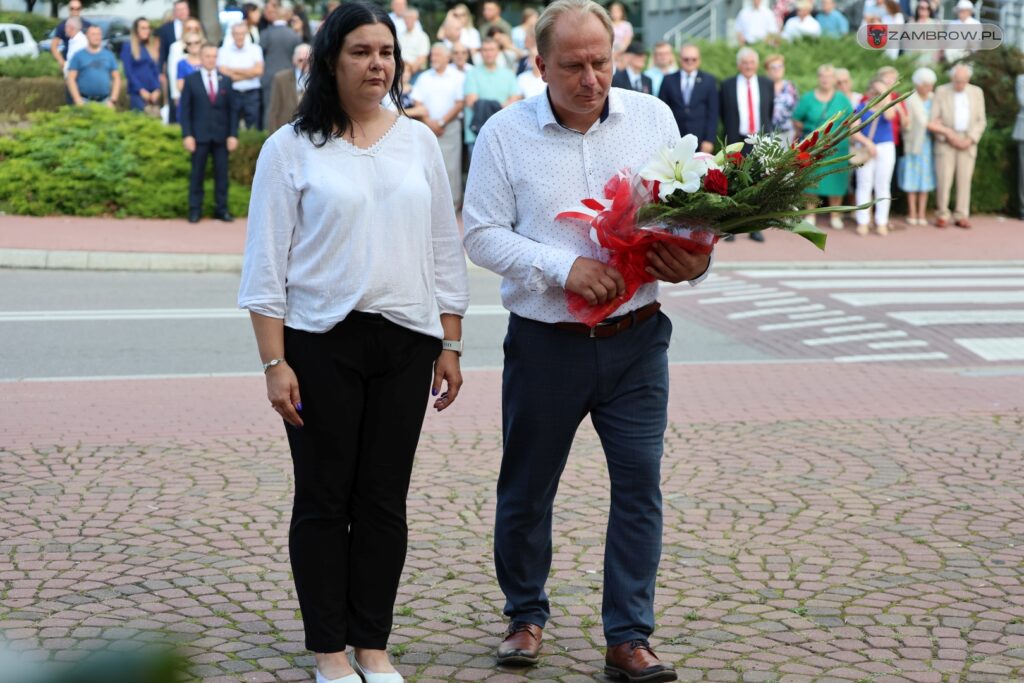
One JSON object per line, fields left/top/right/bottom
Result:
{"left": 0, "top": 77, "right": 66, "bottom": 117}
{"left": 0, "top": 53, "right": 62, "bottom": 79}
{"left": 0, "top": 10, "right": 58, "bottom": 40}
{"left": 973, "top": 126, "right": 1014, "bottom": 215}
{"left": 0, "top": 105, "right": 255, "bottom": 218}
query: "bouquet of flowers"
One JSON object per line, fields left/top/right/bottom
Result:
{"left": 557, "top": 84, "right": 911, "bottom": 326}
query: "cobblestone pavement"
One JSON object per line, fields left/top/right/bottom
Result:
{"left": 2, "top": 365, "right": 1023, "bottom": 682}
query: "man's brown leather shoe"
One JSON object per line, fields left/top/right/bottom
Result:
{"left": 605, "top": 639, "right": 677, "bottom": 682}
{"left": 496, "top": 622, "right": 542, "bottom": 666}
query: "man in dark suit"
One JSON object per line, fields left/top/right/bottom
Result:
{"left": 180, "top": 43, "right": 240, "bottom": 224}
{"left": 720, "top": 46, "right": 775, "bottom": 242}
{"left": 659, "top": 44, "right": 718, "bottom": 153}
{"left": 158, "top": 0, "right": 191, "bottom": 123}
{"left": 259, "top": 3, "right": 302, "bottom": 129}
{"left": 611, "top": 41, "right": 652, "bottom": 95}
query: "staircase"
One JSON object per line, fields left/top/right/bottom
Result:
{"left": 662, "top": 0, "right": 730, "bottom": 47}
{"left": 979, "top": 0, "right": 1024, "bottom": 51}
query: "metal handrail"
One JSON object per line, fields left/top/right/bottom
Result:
{"left": 663, "top": 0, "right": 726, "bottom": 47}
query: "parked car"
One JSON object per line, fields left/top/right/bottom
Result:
{"left": 0, "top": 23, "right": 40, "bottom": 59}
{"left": 38, "top": 15, "right": 131, "bottom": 58}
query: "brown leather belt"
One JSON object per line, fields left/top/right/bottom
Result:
{"left": 553, "top": 302, "right": 661, "bottom": 339}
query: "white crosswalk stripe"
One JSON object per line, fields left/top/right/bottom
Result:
{"left": 691, "top": 263, "right": 1024, "bottom": 364}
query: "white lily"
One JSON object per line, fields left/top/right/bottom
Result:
{"left": 639, "top": 134, "right": 714, "bottom": 201}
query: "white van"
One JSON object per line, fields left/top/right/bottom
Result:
{"left": 0, "top": 23, "right": 40, "bottom": 59}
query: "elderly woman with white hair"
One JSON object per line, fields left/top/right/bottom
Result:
{"left": 898, "top": 67, "right": 937, "bottom": 226}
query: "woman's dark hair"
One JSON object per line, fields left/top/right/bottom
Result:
{"left": 293, "top": 1, "right": 404, "bottom": 146}
{"left": 242, "top": 2, "right": 259, "bottom": 20}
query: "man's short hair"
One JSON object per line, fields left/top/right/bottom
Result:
{"left": 201, "top": 42, "right": 218, "bottom": 52}
{"left": 293, "top": 42, "right": 310, "bottom": 59}
{"left": 950, "top": 63, "right": 973, "bottom": 78}
{"left": 66, "top": 16, "right": 82, "bottom": 29}
{"left": 736, "top": 46, "right": 759, "bottom": 65}
{"left": 535, "top": 0, "right": 613, "bottom": 58}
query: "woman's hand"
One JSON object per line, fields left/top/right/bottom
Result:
{"left": 868, "top": 141, "right": 877, "bottom": 158}
{"left": 431, "top": 350, "right": 462, "bottom": 411}
{"left": 266, "top": 362, "right": 304, "bottom": 427}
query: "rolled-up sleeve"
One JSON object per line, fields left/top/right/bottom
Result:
{"left": 462, "top": 124, "right": 579, "bottom": 293}
{"left": 237, "top": 134, "right": 299, "bottom": 319}
{"left": 427, "top": 134, "right": 470, "bottom": 317}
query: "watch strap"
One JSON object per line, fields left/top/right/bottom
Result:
{"left": 441, "top": 339, "right": 463, "bottom": 356}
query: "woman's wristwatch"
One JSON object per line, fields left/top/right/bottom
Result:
{"left": 262, "top": 357, "right": 286, "bottom": 373}
{"left": 441, "top": 339, "right": 463, "bottom": 356}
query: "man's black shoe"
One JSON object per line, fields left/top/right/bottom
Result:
{"left": 188, "top": 212, "right": 201, "bottom": 224}
{"left": 214, "top": 212, "right": 234, "bottom": 223}
{"left": 749, "top": 231, "right": 765, "bottom": 242}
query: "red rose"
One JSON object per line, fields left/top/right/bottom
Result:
{"left": 726, "top": 152, "right": 744, "bottom": 166}
{"left": 703, "top": 169, "right": 729, "bottom": 196}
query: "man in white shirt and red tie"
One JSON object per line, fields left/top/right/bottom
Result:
{"left": 181, "top": 43, "right": 240, "bottom": 224}
{"left": 719, "top": 46, "right": 774, "bottom": 242}
{"left": 464, "top": 1, "right": 713, "bottom": 680}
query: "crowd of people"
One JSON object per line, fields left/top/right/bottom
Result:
{"left": 46, "top": 0, "right": 995, "bottom": 230}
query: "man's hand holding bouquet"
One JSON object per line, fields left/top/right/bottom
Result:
{"left": 557, "top": 83, "right": 911, "bottom": 326}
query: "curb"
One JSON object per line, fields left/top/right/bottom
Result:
{"left": 0, "top": 249, "right": 243, "bottom": 272}
{"left": 4, "top": 248, "right": 1024, "bottom": 274}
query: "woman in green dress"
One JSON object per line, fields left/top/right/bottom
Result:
{"left": 792, "top": 63, "right": 852, "bottom": 230}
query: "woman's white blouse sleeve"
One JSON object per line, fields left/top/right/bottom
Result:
{"left": 425, "top": 130, "right": 470, "bottom": 317}
{"left": 238, "top": 132, "right": 301, "bottom": 319}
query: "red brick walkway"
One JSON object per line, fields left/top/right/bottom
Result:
{"left": 1, "top": 362, "right": 1022, "bottom": 682}
{"left": 2, "top": 213, "right": 1023, "bottom": 681}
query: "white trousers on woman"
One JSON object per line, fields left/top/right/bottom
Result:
{"left": 855, "top": 140, "right": 896, "bottom": 227}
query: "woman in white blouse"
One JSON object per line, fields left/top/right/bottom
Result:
{"left": 237, "top": 4, "right": 470, "bottom": 682}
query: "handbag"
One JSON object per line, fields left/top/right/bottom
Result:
{"left": 850, "top": 117, "right": 880, "bottom": 166}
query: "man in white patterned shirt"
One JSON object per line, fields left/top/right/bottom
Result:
{"left": 463, "top": 1, "right": 711, "bottom": 680}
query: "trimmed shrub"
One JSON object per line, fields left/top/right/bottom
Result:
{"left": 972, "top": 126, "right": 1013, "bottom": 215}
{"left": 0, "top": 77, "right": 65, "bottom": 117}
{"left": 0, "top": 53, "right": 62, "bottom": 79}
{"left": 230, "top": 128, "right": 269, "bottom": 186}
{"left": 0, "top": 11, "right": 59, "bottom": 40}
{"left": 0, "top": 105, "right": 251, "bottom": 217}
{"left": 0, "top": 75, "right": 135, "bottom": 118}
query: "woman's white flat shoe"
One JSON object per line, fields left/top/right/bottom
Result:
{"left": 315, "top": 669, "right": 362, "bottom": 683}
{"left": 353, "top": 658, "right": 405, "bottom": 683}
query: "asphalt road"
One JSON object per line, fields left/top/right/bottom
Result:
{"left": 0, "top": 268, "right": 768, "bottom": 381}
